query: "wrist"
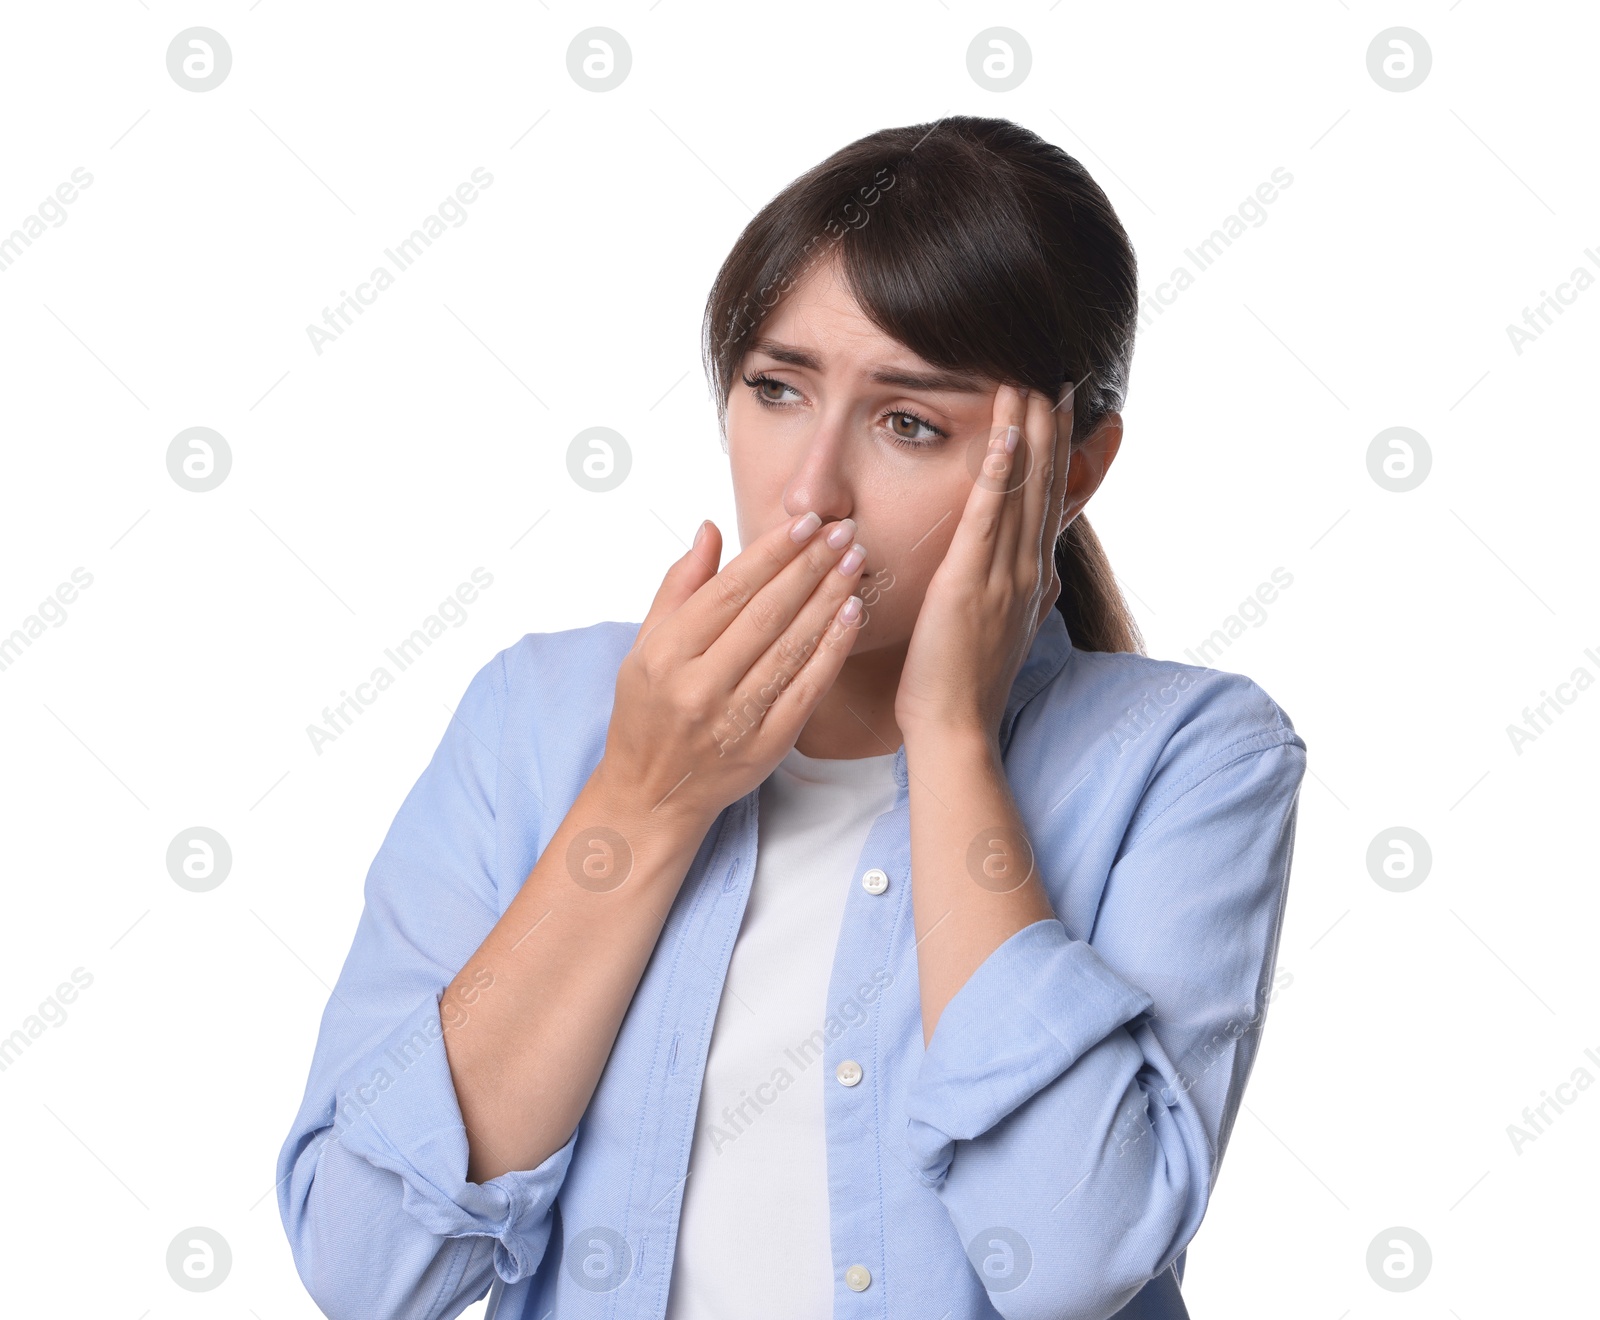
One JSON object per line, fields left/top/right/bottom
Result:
{"left": 586, "top": 756, "right": 720, "bottom": 855}
{"left": 900, "top": 717, "right": 1001, "bottom": 768}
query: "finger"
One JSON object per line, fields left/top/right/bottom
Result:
{"left": 1025, "top": 387, "right": 1062, "bottom": 570}
{"left": 637, "top": 519, "right": 721, "bottom": 648}
{"left": 992, "top": 385, "right": 1034, "bottom": 570}
{"left": 945, "top": 384, "right": 1024, "bottom": 586}
{"left": 757, "top": 589, "right": 868, "bottom": 749}
{"left": 1053, "top": 376, "right": 1079, "bottom": 444}
{"left": 1043, "top": 378, "right": 1078, "bottom": 550}
{"left": 730, "top": 533, "right": 867, "bottom": 744}
{"left": 704, "top": 516, "right": 863, "bottom": 682}
{"left": 1035, "top": 382, "right": 1076, "bottom": 627}
{"left": 667, "top": 510, "right": 830, "bottom": 660}
{"left": 1001, "top": 386, "right": 1053, "bottom": 581}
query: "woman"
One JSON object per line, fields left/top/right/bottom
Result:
{"left": 277, "top": 115, "right": 1306, "bottom": 1320}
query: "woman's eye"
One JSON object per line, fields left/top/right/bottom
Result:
{"left": 883, "top": 411, "right": 946, "bottom": 448}
{"left": 744, "top": 373, "right": 796, "bottom": 405}
{"left": 887, "top": 412, "right": 938, "bottom": 444}
{"left": 743, "top": 372, "right": 944, "bottom": 447}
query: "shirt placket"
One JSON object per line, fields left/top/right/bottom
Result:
{"left": 821, "top": 745, "right": 913, "bottom": 1315}
{"left": 620, "top": 792, "right": 765, "bottom": 1318}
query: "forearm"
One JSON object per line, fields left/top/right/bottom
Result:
{"left": 441, "top": 760, "right": 716, "bottom": 1182}
{"left": 903, "top": 723, "right": 1056, "bottom": 1047}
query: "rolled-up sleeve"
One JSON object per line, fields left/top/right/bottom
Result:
{"left": 904, "top": 919, "right": 1153, "bottom": 1184}
{"left": 903, "top": 722, "right": 1306, "bottom": 1320}
{"left": 276, "top": 647, "right": 573, "bottom": 1320}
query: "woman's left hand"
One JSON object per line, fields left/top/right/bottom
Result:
{"left": 893, "top": 382, "right": 1074, "bottom": 746}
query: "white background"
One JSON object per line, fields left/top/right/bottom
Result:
{"left": 1, "top": 2, "right": 1594, "bottom": 1316}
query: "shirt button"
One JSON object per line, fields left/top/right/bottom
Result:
{"left": 836, "top": 1059, "right": 863, "bottom": 1087}
{"left": 861, "top": 867, "right": 889, "bottom": 895}
{"left": 845, "top": 1264, "right": 872, "bottom": 1292}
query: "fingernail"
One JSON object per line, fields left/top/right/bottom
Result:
{"left": 825, "top": 517, "right": 856, "bottom": 550}
{"left": 837, "top": 594, "right": 863, "bottom": 624}
{"left": 1004, "top": 425, "right": 1020, "bottom": 454}
{"left": 790, "top": 511, "right": 821, "bottom": 543}
{"left": 693, "top": 520, "right": 708, "bottom": 548}
{"left": 838, "top": 543, "right": 866, "bottom": 575}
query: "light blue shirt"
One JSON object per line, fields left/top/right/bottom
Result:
{"left": 276, "top": 606, "right": 1306, "bottom": 1320}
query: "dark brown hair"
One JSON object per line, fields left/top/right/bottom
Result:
{"left": 700, "top": 114, "right": 1145, "bottom": 655}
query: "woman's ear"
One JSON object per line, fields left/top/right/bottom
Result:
{"left": 1060, "top": 412, "right": 1123, "bottom": 527}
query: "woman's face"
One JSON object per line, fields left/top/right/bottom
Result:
{"left": 725, "top": 255, "right": 1032, "bottom": 656}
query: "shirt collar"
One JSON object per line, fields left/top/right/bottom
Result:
{"left": 1002, "top": 605, "right": 1074, "bottom": 742}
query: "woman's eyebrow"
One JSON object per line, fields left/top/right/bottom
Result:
{"left": 750, "top": 338, "right": 990, "bottom": 394}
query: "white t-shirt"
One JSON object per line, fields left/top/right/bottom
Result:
{"left": 664, "top": 743, "right": 901, "bottom": 1319}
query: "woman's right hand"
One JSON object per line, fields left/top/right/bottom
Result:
{"left": 597, "top": 512, "right": 868, "bottom": 828}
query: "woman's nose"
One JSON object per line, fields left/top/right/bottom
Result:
{"left": 784, "top": 429, "right": 853, "bottom": 525}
